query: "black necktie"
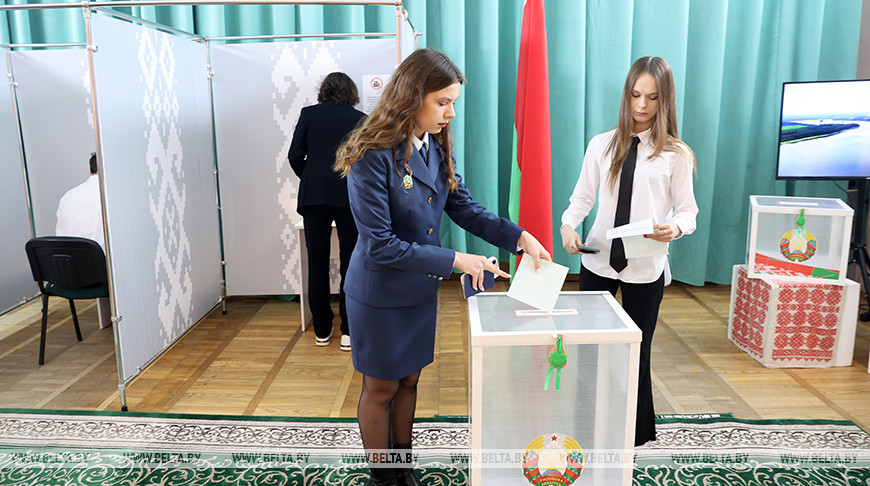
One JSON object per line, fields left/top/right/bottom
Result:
{"left": 610, "top": 136, "right": 640, "bottom": 273}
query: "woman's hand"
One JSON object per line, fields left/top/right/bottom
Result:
{"left": 560, "top": 224, "right": 583, "bottom": 255}
{"left": 517, "top": 231, "right": 552, "bottom": 273}
{"left": 454, "top": 252, "right": 511, "bottom": 291}
{"left": 645, "top": 222, "right": 682, "bottom": 242}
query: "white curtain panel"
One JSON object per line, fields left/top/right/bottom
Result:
{"left": 10, "top": 49, "right": 95, "bottom": 238}
{"left": 90, "top": 13, "right": 221, "bottom": 382}
{"left": 211, "top": 39, "right": 397, "bottom": 296}
{"left": 0, "top": 50, "right": 36, "bottom": 312}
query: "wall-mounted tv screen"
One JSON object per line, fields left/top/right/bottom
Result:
{"left": 776, "top": 79, "right": 870, "bottom": 180}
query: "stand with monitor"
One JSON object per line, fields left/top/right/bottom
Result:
{"left": 777, "top": 79, "right": 870, "bottom": 321}
{"left": 848, "top": 180, "right": 870, "bottom": 321}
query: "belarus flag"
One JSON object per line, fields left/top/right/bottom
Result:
{"left": 509, "top": 0, "right": 553, "bottom": 269}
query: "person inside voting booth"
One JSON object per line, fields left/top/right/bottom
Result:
{"left": 288, "top": 72, "right": 366, "bottom": 351}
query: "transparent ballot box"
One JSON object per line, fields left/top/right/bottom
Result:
{"left": 467, "top": 292, "right": 642, "bottom": 486}
{"left": 747, "top": 195, "right": 852, "bottom": 280}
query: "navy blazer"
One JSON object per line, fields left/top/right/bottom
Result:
{"left": 288, "top": 102, "right": 366, "bottom": 212}
{"left": 346, "top": 137, "right": 523, "bottom": 308}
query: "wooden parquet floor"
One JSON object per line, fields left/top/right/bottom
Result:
{"left": 1, "top": 279, "right": 869, "bottom": 432}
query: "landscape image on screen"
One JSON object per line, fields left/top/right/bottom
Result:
{"left": 777, "top": 80, "right": 870, "bottom": 179}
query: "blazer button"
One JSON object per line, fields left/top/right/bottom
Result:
{"left": 438, "top": 276, "right": 443, "bottom": 281}
{"left": 427, "top": 228, "right": 433, "bottom": 234}
{"left": 427, "top": 196, "right": 433, "bottom": 204}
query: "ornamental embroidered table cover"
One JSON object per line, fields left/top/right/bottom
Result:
{"left": 728, "top": 265, "right": 859, "bottom": 368}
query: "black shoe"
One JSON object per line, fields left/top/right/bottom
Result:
{"left": 390, "top": 441, "right": 422, "bottom": 486}
{"left": 394, "top": 468, "right": 423, "bottom": 486}
{"left": 368, "top": 476, "right": 399, "bottom": 486}
{"left": 368, "top": 468, "right": 399, "bottom": 486}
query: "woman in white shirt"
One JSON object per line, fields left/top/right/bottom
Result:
{"left": 560, "top": 56, "right": 698, "bottom": 447}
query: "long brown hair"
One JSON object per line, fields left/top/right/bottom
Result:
{"left": 335, "top": 48, "right": 465, "bottom": 192}
{"left": 605, "top": 56, "right": 695, "bottom": 189}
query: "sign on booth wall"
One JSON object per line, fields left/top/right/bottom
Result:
{"left": 361, "top": 74, "right": 391, "bottom": 114}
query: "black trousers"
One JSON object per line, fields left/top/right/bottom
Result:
{"left": 579, "top": 265, "right": 665, "bottom": 447}
{"left": 300, "top": 205, "right": 358, "bottom": 338}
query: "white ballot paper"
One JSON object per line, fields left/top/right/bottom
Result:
{"left": 506, "top": 257, "right": 569, "bottom": 312}
{"left": 605, "top": 217, "right": 668, "bottom": 259}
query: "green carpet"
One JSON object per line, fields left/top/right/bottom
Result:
{"left": 0, "top": 410, "right": 867, "bottom": 485}
{"left": 635, "top": 414, "right": 870, "bottom": 485}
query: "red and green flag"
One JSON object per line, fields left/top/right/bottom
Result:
{"left": 509, "top": 0, "right": 553, "bottom": 271}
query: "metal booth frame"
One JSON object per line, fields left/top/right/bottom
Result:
{"left": 0, "top": 0, "right": 418, "bottom": 411}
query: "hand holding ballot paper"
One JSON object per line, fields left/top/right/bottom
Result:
{"left": 458, "top": 231, "right": 551, "bottom": 300}
{"left": 506, "top": 256, "right": 569, "bottom": 312}
{"left": 605, "top": 217, "right": 669, "bottom": 259}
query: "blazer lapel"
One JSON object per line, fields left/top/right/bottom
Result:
{"left": 401, "top": 141, "right": 438, "bottom": 193}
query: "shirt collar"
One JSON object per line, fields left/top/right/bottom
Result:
{"left": 632, "top": 127, "right": 653, "bottom": 146}
{"left": 412, "top": 132, "right": 429, "bottom": 151}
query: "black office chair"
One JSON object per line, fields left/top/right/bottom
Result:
{"left": 24, "top": 237, "right": 109, "bottom": 365}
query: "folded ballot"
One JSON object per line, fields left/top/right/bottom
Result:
{"left": 606, "top": 217, "right": 655, "bottom": 239}
{"left": 605, "top": 217, "right": 668, "bottom": 259}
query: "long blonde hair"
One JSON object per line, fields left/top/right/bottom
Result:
{"left": 335, "top": 48, "right": 465, "bottom": 192}
{"left": 605, "top": 56, "right": 695, "bottom": 189}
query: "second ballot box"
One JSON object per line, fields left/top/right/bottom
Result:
{"left": 467, "top": 292, "right": 642, "bottom": 486}
{"left": 746, "top": 195, "right": 852, "bottom": 281}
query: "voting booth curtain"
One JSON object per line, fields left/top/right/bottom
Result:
{"left": 0, "top": 6, "right": 412, "bottom": 390}
{"left": 87, "top": 13, "right": 223, "bottom": 383}
{"left": 0, "top": 49, "right": 33, "bottom": 314}
{"left": 211, "top": 39, "right": 398, "bottom": 296}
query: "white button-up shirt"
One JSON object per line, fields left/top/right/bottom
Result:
{"left": 560, "top": 128, "right": 698, "bottom": 284}
{"left": 56, "top": 174, "right": 105, "bottom": 251}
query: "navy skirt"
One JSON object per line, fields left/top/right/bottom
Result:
{"left": 347, "top": 295, "right": 437, "bottom": 381}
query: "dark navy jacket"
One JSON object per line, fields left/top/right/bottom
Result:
{"left": 345, "top": 137, "right": 523, "bottom": 308}
{"left": 288, "top": 102, "right": 366, "bottom": 212}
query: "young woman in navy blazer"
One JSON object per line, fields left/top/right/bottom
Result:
{"left": 336, "top": 49, "right": 550, "bottom": 486}
{"left": 559, "top": 57, "right": 698, "bottom": 447}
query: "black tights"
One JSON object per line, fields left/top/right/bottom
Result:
{"left": 358, "top": 371, "right": 421, "bottom": 464}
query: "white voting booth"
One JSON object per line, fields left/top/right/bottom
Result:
{"left": 210, "top": 36, "right": 402, "bottom": 330}
{"left": 0, "top": 1, "right": 415, "bottom": 410}
{"left": 467, "top": 292, "right": 642, "bottom": 486}
{"left": 0, "top": 48, "right": 35, "bottom": 314}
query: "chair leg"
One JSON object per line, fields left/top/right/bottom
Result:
{"left": 39, "top": 294, "right": 49, "bottom": 365}
{"left": 69, "top": 299, "right": 83, "bottom": 342}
